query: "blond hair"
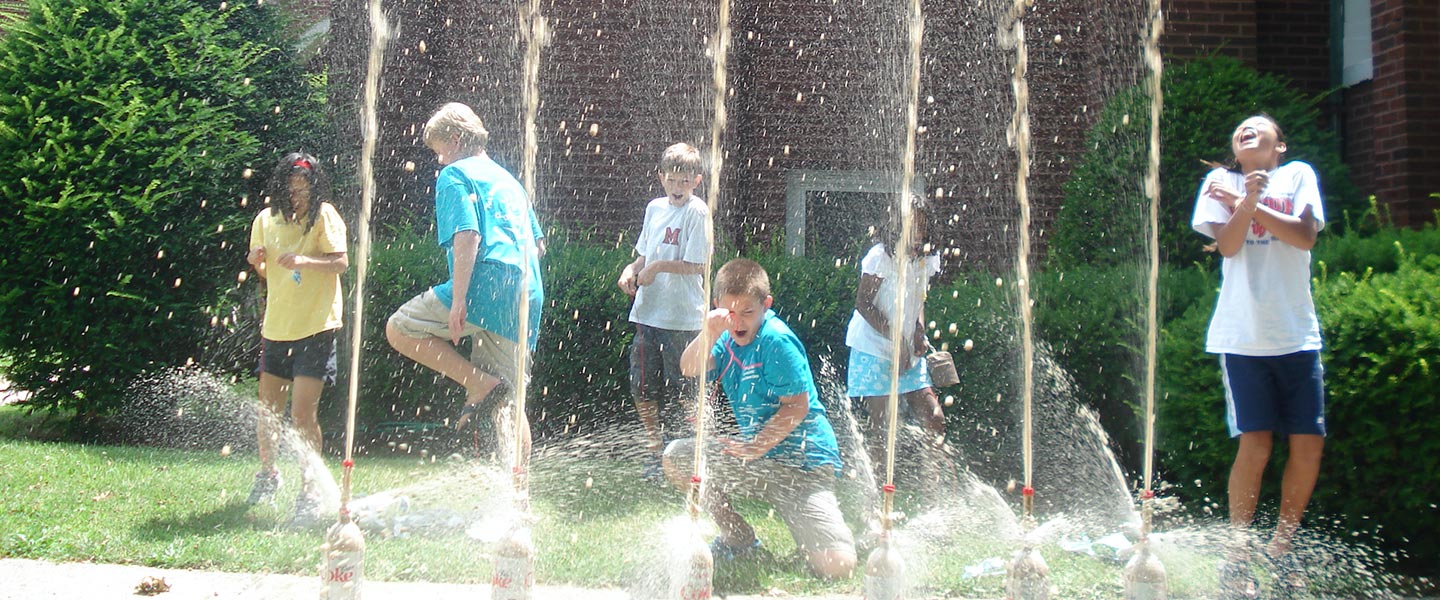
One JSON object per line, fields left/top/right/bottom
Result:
{"left": 714, "top": 258, "right": 770, "bottom": 302}
{"left": 659, "top": 142, "right": 703, "bottom": 175}
{"left": 423, "top": 102, "right": 490, "bottom": 154}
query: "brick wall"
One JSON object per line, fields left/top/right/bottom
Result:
{"left": 1362, "top": 0, "right": 1440, "bottom": 225}
{"left": 334, "top": 0, "right": 1149, "bottom": 272}
{"left": 1162, "top": 0, "right": 1258, "bottom": 64}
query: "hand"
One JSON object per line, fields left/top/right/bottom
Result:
{"left": 720, "top": 437, "right": 763, "bottom": 461}
{"left": 617, "top": 270, "right": 638, "bottom": 296}
{"left": 448, "top": 302, "right": 468, "bottom": 345}
{"left": 1244, "top": 169, "right": 1270, "bottom": 200}
{"left": 277, "top": 253, "right": 305, "bottom": 270}
{"left": 636, "top": 263, "right": 659, "bottom": 286}
{"left": 246, "top": 247, "right": 266, "bottom": 267}
{"left": 704, "top": 307, "right": 733, "bottom": 338}
{"left": 1205, "top": 181, "right": 1243, "bottom": 210}
{"left": 911, "top": 326, "right": 929, "bottom": 357}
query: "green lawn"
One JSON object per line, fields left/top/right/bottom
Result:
{"left": 0, "top": 404, "right": 1326, "bottom": 598}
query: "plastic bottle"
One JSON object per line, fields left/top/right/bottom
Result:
{"left": 491, "top": 522, "right": 534, "bottom": 600}
{"left": 863, "top": 532, "right": 906, "bottom": 600}
{"left": 673, "top": 528, "right": 712, "bottom": 600}
{"left": 1122, "top": 539, "right": 1168, "bottom": 599}
{"left": 321, "top": 510, "right": 365, "bottom": 600}
{"left": 1005, "top": 543, "right": 1052, "bottom": 600}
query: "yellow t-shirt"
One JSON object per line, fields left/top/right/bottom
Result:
{"left": 249, "top": 203, "right": 346, "bottom": 341}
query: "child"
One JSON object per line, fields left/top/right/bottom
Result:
{"left": 245, "top": 152, "right": 349, "bottom": 525}
{"left": 616, "top": 142, "right": 712, "bottom": 481}
{"left": 1191, "top": 114, "right": 1325, "bottom": 595}
{"left": 844, "top": 195, "right": 945, "bottom": 479}
{"left": 385, "top": 102, "right": 545, "bottom": 477}
{"left": 665, "top": 259, "right": 856, "bottom": 579}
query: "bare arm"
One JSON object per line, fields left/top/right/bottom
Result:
{"left": 447, "top": 230, "right": 482, "bottom": 344}
{"left": 681, "top": 309, "right": 730, "bottom": 378}
{"left": 637, "top": 259, "right": 704, "bottom": 285}
{"left": 724, "top": 392, "right": 808, "bottom": 460}
{"left": 277, "top": 252, "right": 348, "bottom": 274}
{"left": 855, "top": 273, "right": 890, "bottom": 337}
{"left": 618, "top": 256, "right": 645, "bottom": 296}
{"left": 1253, "top": 204, "right": 1320, "bottom": 250}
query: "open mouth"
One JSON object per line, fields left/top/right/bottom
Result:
{"left": 733, "top": 329, "right": 750, "bottom": 339}
{"left": 1238, "top": 129, "right": 1259, "bottom": 144}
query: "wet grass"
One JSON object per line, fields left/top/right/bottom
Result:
{"left": 4, "top": 404, "right": 1419, "bottom": 598}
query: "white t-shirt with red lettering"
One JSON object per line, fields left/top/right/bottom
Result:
{"left": 629, "top": 195, "right": 712, "bottom": 331}
{"left": 1191, "top": 161, "right": 1326, "bottom": 356}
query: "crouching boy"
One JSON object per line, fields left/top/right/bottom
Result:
{"left": 664, "top": 258, "right": 856, "bottom": 579}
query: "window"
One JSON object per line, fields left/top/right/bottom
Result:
{"left": 784, "top": 170, "right": 925, "bottom": 258}
{"left": 1341, "top": 0, "right": 1373, "bottom": 86}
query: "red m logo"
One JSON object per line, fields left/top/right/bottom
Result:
{"left": 662, "top": 227, "right": 681, "bottom": 245}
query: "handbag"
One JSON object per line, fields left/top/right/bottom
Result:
{"left": 925, "top": 348, "right": 959, "bottom": 387}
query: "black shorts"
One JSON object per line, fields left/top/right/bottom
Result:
{"left": 259, "top": 330, "right": 338, "bottom": 385}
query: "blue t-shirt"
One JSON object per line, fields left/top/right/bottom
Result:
{"left": 429, "top": 155, "right": 544, "bottom": 348}
{"left": 707, "top": 310, "right": 843, "bottom": 474}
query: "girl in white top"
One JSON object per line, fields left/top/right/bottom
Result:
{"left": 844, "top": 195, "right": 945, "bottom": 476}
{"left": 1191, "top": 114, "right": 1326, "bottom": 592}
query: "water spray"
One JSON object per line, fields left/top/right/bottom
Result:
{"left": 998, "top": 1, "right": 1053, "bottom": 597}
{"left": 492, "top": 1, "right": 550, "bottom": 598}
{"left": 1123, "top": 1, "right": 1168, "bottom": 597}
{"left": 670, "top": 1, "right": 730, "bottom": 598}
{"left": 864, "top": 1, "right": 925, "bottom": 598}
{"left": 321, "top": 2, "right": 389, "bottom": 598}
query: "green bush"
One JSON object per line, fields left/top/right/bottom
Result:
{"left": 0, "top": 0, "right": 325, "bottom": 415}
{"left": 1157, "top": 238, "right": 1440, "bottom": 569}
{"left": 1032, "top": 263, "right": 1214, "bottom": 467}
{"left": 1049, "top": 55, "right": 1360, "bottom": 271}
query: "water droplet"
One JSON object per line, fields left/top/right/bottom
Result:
{"left": 964, "top": 339, "right": 974, "bottom": 352}
{"left": 242, "top": 168, "right": 253, "bottom": 179}
{"left": 404, "top": 161, "right": 416, "bottom": 172}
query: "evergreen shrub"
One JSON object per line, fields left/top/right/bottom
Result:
{"left": 1049, "top": 55, "right": 1359, "bottom": 271}
{"left": 0, "top": 0, "right": 323, "bottom": 415}
{"left": 1156, "top": 238, "right": 1440, "bottom": 570}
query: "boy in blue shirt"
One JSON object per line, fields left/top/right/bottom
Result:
{"left": 386, "top": 102, "right": 544, "bottom": 474}
{"left": 666, "top": 258, "right": 856, "bottom": 580}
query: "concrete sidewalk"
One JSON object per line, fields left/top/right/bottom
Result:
{"left": 0, "top": 558, "right": 864, "bottom": 599}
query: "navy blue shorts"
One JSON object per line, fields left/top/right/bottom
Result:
{"left": 1220, "top": 351, "right": 1326, "bottom": 438}
{"left": 258, "top": 330, "right": 338, "bottom": 385}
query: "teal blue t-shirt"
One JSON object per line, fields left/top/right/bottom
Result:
{"left": 707, "top": 310, "right": 843, "bottom": 474}
{"left": 429, "top": 155, "right": 544, "bottom": 348}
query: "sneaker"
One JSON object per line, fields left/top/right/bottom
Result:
{"left": 1217, "top": 560, "right": 1259, "bottom": 599}
{"left": 246, "top": 470, "right": 281, "bottom": 505}
{"left": 288, "top": 486, "right": 325, "bottom": 528}
{"left": 710, "top": 536, "right": 762, "bottom": 562}
{"left": 1271, "top": 553, "right": 1309, "bottom": 599}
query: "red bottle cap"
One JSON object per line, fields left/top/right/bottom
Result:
{"left": 1022, "top": 486, "right": 1034, "bottom": 497}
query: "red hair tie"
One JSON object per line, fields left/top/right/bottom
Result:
{"left": 292, "top": 159, "right": 312, "bottom": 170}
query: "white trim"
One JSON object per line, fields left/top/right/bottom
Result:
{"left": 784, "top": 170, "right": 926, "bottom": 257}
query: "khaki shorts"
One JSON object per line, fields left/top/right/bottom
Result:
{"left": 665, "top": 438, "right": 856, "bottom": 555}
{"left": 388, "top": 289, "right": 524, "bottom": 384}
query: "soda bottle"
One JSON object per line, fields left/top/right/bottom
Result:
{"left": 321, "top": 510, "right": 365, "bottom": 600}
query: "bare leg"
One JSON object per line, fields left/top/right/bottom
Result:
{"left": 289, "top": 376, "right": 325, "bottom": 456}
{"left": 862, "top": 395, "right": 890, "bottom": 481}
{"left": 385, "top": 322, "right": 500, "bottom": 426}
{"left": 256, "top": 373, "right": 290, "bottom": 473}
{"left": 707, "top": 489, "right": 756, "bottom": 548}
{"left": 636, "top": 399, "right": 663, "bottom": 456}
{"left": 1271, "top": 434, "right": 1324, "bottom": 557}
{"left": 905, "top": 387, "right": 946, "bottom": 489}
{"left": 1228, "top": 431, "right": 1273, "bottom": 529}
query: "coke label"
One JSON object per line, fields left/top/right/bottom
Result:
{"left": 322, "top": 551, "right": 363, "bottom": 600}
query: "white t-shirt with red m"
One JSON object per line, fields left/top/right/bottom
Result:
{"left": 629, "top": 195, "right": 712, "bottom": 331}
{"left": 1191, "top": 160, "right": 1326, "bottom": 356}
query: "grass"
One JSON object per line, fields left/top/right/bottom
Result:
{"left": 3, "top": 403, "right": 1409, "bottom": 598}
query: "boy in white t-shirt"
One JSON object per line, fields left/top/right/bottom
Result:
{"left": 617, "top": 143, "right": 713, "bottom": 481}
{"left": 1191, "top": 115, "right": 1326, "bottom": 595}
